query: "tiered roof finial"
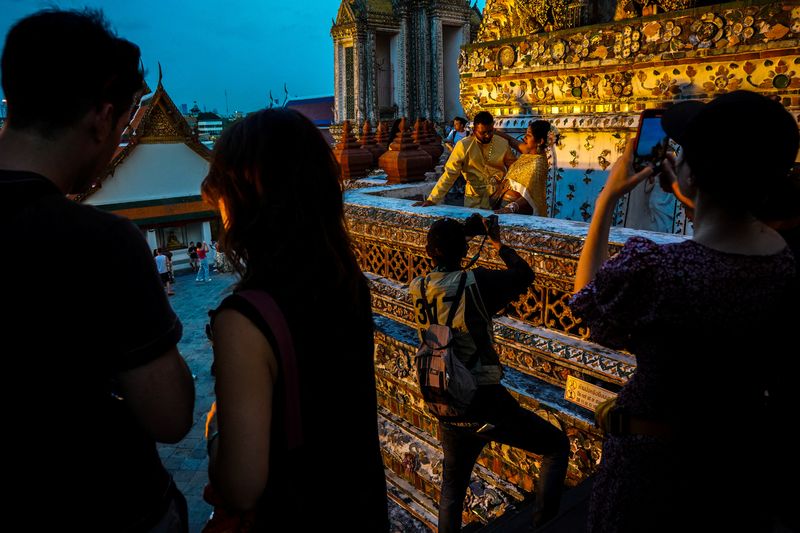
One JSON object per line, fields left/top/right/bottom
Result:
{"left": 378, "top": 117, "right": 432, "bottom": 184}
{"left": 333, "top": 120, "right": 373, "bottom": 181}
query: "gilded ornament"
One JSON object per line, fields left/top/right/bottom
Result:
{"left": 765, "top": 24, "right": 790, "bottom": 40}
{"left": 498, "top": 46, "right": 516, "bottom": 68}
{"left": 598, "top": 150, "right": 612, "bottom": 171}
{"left": 703, "top": 64, "right": 740, "bottom": 93}
{"left": 756, "top": 59, "right": 800, "bottom": 90}
{"left": 690, "top": 13, "right": 724, "bottom": 47}
{"left": 551, "top": 40, "right": 567, "bottom": 61}
{"left": 591, "top": 45, "right": 609, "bottom": 60}
{"left": 773, "top": 74, "right": 790, "bottom": 89}
{"left": 642, "top": 21, "right": 662, "bottom": 42}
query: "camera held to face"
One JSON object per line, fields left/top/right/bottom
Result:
{"left": 463, "top": 213, "right": 499, "bottom": 237}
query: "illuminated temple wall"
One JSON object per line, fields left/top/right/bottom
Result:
{"left": 342, "top": 0, "right": 800, "bottom": 528}
{"left": 464, "top": 0, "right": 799, "bottom": 233}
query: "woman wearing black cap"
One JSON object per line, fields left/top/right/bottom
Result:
{"left": 569, "top": 90, "right": 798, "bottom": 533}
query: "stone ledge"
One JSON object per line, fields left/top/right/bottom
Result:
{"left": 369, "top": 275, "right": 635, "bottom": 386}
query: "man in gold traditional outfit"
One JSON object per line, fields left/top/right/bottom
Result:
{"left": 415, "top": 111, "right": 516, "bottom": 209}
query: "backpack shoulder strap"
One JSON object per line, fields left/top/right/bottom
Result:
{"left": 236, "top": 290, "right": 303, "bottom": 450}
{"left": 445, "top": 272, "right": 468, "bottom": 328}
{"left": 466, "top": 270, "right": 492, "bottom": 323}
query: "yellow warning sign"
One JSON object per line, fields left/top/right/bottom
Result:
{"left": 564, "top": 375, "right": 617, "bottom": 411}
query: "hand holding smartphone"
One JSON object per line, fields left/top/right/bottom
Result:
{"left": 632, "top": 109, "right": 670, "bottom": 173}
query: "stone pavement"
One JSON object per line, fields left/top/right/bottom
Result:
{"left": 156, "top": 270, "right": 233, "bottom": 533}
{"left": 156, "top": 270, "right": 430, "bottom": 533}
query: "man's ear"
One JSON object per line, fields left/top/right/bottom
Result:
{"left": 426, "top": 243, "right": 439, "bottom": 261}
{"left": 89, "top": 103, "right": 117, "bottom": 143}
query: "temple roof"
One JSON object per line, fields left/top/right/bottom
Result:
{"left": 334, "top": 0, "right": 480, "bottom": 33}
{"left": 76, "top": 79, "right": 211, "bottom": 203}
{"left": 470, "top": 2, "right": 482, "bottom": 26}
{"left": 334, "top": 0, "right": 395, "bottom": 27}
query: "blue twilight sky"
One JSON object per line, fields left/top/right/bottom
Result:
{"left": 0, "top": 0, "right": 485, "bottom": 115}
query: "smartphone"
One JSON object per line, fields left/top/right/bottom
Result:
{"left": 633, "top": 109, "right": 669, "bottom": 172}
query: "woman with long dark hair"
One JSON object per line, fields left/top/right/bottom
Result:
{"left": 201, "top": 108, "right": 389, "bottom": 531}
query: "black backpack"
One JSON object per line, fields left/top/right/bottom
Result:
{"left": 414, "top": 272, "right": 478, "bottom": 419}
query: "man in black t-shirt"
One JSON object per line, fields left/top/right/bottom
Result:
{"left": 0, "top": 9, "right": 195, "bottom": 531}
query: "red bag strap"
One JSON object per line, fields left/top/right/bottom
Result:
{"left": 237, "top": 290, "right": 303, "bottom": 450}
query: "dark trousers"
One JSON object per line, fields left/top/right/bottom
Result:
{"left": 437, "top": 385, "right": 569, "bottom": 532}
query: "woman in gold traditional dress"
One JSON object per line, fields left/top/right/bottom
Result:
{"left": 493, "top": 120, "right": 552, "bottom": 216}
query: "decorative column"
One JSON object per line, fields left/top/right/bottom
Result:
{"left": 396, "top": 9, "right": 409, "bottom": 118}
{"left": 405, "top": 8, "right": 418, "bottom": 118}
{"left": 146, "top": 229, "right": 158, "bottom": 251}
{"left": 459, "top": 23, "right": 472, "bottom": 119}
{"left": 431, "top": 16, "right": 444, "bottom": 123}
{"left": 201, "top": 221, "right": 212, "bottom": 246}
{"left": 354, "top": 32, "right": 369, "bottom": 125}
{"left": 365, "top": 30, "right": 377, "bottom": 124}
{"left": 333, "top": 44, "right": 342, "bottom": 122}
{"left": 415, "top": 6, "right": 430, "bottom": 120}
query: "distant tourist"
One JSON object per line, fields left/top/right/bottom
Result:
{"left": 443, "top": 116, "right": 469, "bottom": 152}
{"left": 0, "top": 8, "right": 195, "bottom": 531}
{"left": 570, "top": 91, "right": 799, "bottom": 532}
{"left": 154, "top": 248, "right": 175, "bottom": 296}
{"left": 188, "top": 241, "right": 199, "bottom": 272}
{"left": 201, "top": 108, "right": 389, "bottom": 530}
{"left": 211, "top": 240, "right": 232, "bottom": 273}
{"left": 195, "top": 241, "right": 211, "bottom": 281}
{"left": 415, "top": 111, "right": 516, "bottom": 209}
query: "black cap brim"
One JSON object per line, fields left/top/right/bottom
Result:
{"left": 661, "top": 100, "right": 705, "bottom": 145}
